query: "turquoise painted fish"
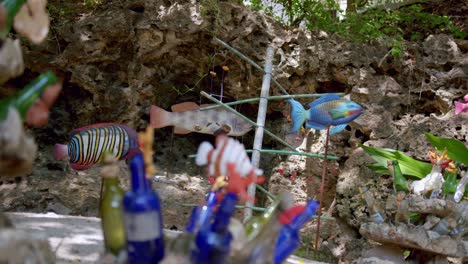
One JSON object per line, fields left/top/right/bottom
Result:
{"left": 286, "top": 94, "right": 363, "bottom": 135}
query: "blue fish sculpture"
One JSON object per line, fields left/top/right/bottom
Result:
{"left": 286, "top": 94, "right": 363, "bottom": 135}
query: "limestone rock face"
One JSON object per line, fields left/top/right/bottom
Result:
{"left": 8, "top": 0, "right": 467, "bottom": 261}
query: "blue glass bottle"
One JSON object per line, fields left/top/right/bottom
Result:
{"left": 189, "top": 190, "right": 219, "bottom": 234}
{"left": 123, "top": 153, "right": 164, "bottom": 263}
{"left": 274, "top": 199, "right": 319, "bottom": 264}
{"left": 192, "top": 192, "right": 237, "bottom": 264}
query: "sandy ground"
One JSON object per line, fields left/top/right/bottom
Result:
{"left": 6, "top": 212, "right": 327, "bottom": 264}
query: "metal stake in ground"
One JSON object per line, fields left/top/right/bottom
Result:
{"left": 244, "top": 47, "right": 274, "bottom": 222}
{"left": 314, "top": 125, "right": 331, "bottom": 253}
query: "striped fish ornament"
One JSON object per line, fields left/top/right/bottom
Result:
{"left": 53, "top": 123, "right": 140, "bottom": 171}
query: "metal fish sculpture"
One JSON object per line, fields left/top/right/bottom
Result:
{"left": 195, "top": 135, "right": 263, "bottom": 184}
{"left": 150, "top": 102, "right": 252, "bottom": 136}
{"left": 286, "top": 94, "right": 363, "bottom": 135}
{"left": 53, "top": 123, "right": 140, "bottom": 171}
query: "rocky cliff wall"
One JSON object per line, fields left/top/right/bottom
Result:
{"left": 2, "top": 0, "right": 466, "bottom": 261}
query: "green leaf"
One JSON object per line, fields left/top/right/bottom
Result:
{"left": 424, "top": 132, "right": 468, "bottom": 165}
{"left": 442, "top": 171, "right": 458, "bottom": 195}
{"left": 359, "top": 144, "right": 432, "bottom": 179}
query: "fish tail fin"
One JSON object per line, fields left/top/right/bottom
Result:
{"left": 53, "top": 144, "right": 68, "bottom": 161}
{"left": 286, "top": 99, "right": 307, "bottom": 134}
{"left": 150, "top": 105, "right": 171, "bottom": 128}
{"left": 196, "top": 142, "right": 214, "bottom": 166}
{"left": 454, "top": 101, "right": 465, "bottom": 115}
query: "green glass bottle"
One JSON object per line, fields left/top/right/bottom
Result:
{"left": 0, "top": 71, "right": 58, "bottom": 122}
{"left": 244, "top": 197, "right": 282, "bottom": 240}
{"left": 0, "top": 0, "right": 26, "bottom": 39}
{"left": 100, "top": 159, "right": 126, "bottom": 255}
{"left": 235, "top": 194, "right": 293, "bottom": 263}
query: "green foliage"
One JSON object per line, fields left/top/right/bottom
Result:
{"left": 244, "top": 1, "right": 467, "bottom": 57}
{"left": 84, "top": 0, "right": 103, "bottom": 9}
{"left": 424, "top": 132, "right": 468, "bottom": 165}
{"left": 408, "top": 212, "right": 421, "bottom": 224}
{"left": 358, "top": 144, "right": 432, "bottom": 179}
{"left": 47, "top": 1, "right": 104, "bottom": 27}
{"left": 442, "top": 170, "right": 458, "bottom": 195}
{"left": 200, "top": 0, "right": 222, "bottom": 35}
{"left": 293, "top": 234, "right": 337, "bottom": 262}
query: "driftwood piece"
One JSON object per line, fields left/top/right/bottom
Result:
{"left": 360, "top": 222, "right": 468, "bottom": 258}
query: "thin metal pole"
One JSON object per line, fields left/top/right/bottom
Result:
{"left": 200, "top": 91, "right": 298, "bottom": 152}
{"left": 256, "top": 184, "right": 276, "bottom": 200}
{"left": 245, "top": 149, "right": 339, "bottom": 160}
{"left": 213, "top": 37, "right": 289, "bottom": 95}
{"left": 314, "top": 125, "right": 331, "bottom": 253}
{"left": 199, "top": 93, "right": 345, "bottom": 111}
{"left": 244, "top": 47, "right": 274, "bottom": 222}
{"left": 188, "top": 148, "right": 340, "bottom": 160}
{"left": 162, "top": 202, "right": 336, "bottom": 220}
{"left": 166, "top": 203, "right": 269, "bottom": 212}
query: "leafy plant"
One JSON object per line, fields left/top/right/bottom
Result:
{"left": 359, "top": 144, "right": 431, "bottom": 179}
{"left": 424, "top": 132, "right": 468, "bottom": 165}
{"left": 243, "top": 1, "right": 467, "bottom": 57}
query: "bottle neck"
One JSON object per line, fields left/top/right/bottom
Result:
{"left": 130, "top": 152, "right": 151, "bottom": 192}
{"left": 104, "top": 177, "right": 120, "bottom": 187}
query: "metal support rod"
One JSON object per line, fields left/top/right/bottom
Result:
{"left": 314, "top": 125, "right": 331, "bottom": 253}
{"left": 189, "top": 148, "right": 339, "bottom": 160}
{"left": 167, "top": 203, "right": 269, "bottom": 212}
{"left": 199, "top": 93, "right": 345, "bottom": 111}
{"left": 245, "top": 149, "right": 339, "bottom": 160}
{"left": 200, "top": 91, "right": 298, "bottom": 152}
{"left": 162, "top": 202, "right": 335, "bottom": 220}
{"left": 256, "top": 184, "right": 276, "bottom": 201}
{"left": 244, "top": 47, "right": 274, "bottom": 222}
{"left": 213, "top": 37, "right": 289, "bottom": 95}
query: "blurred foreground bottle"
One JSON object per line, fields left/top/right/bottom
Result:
{"left": 191, "top": 192, "right": 237, "bottom": 264}
{"left": 0, "top": 71, "right": 58, "bottom": 122}
{"left": 99, "top": 154, "right": 126, "bottom": 256}
{"left": 234, "top": 193, "right": 294, "bottom": 263}
{"left": 274, "top": 199, "right": 319, "bottom": 264}
{"left": 243, "top": 196, "right": 282, "bottom": 240}
{"left": 123, "top": 152, "right": 164, "bottom": 264}
{"left": 0, "top": 0, "right": 26, "bottom": 39}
